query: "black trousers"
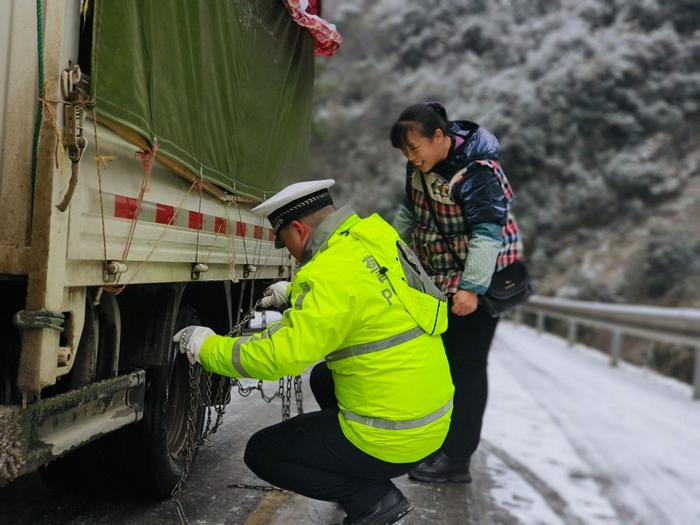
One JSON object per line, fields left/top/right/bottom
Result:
{"left": 440, "top": 304, "right": 499, "bottom": 463}
{"left": 243, "top": 363, "right": 420, "bottom": 518}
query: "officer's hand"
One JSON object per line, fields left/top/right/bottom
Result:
{"left": 259, "top": 281, "right": 291, "bottom": 309}
{"left": 173, "top": 325, "right": 215, "bottom": 365}
{"left": 451, "top": 290, "right": 478, "bottom": 316}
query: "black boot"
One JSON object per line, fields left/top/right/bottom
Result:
{"left": 408, "top": 451, "right": 471, "bottom": 483}
{"left": 342, "top": 486, "right": 412, "bottom": 525}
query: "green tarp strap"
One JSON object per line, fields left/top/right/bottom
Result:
{"left": 91, "top": 0, "right": 314, "bottom": 200}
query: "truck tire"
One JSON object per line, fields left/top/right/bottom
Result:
{"left": 67, "top": 298, "right": 99, "bottom": 390}
{"left": 42, "top": 287, "right": 206, "bottom": 497}
{"left": 95, "top": 292, "right": 120, "bottom": 380}
{"left": 140, "top": 303, "right": 205, "bottom": 497}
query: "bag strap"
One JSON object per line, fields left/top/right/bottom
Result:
{"left": 418, "top": 172, "right": 465, "bottom": 268}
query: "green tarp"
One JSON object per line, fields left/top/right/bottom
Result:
{"left": 91, "top": 0, "right": 314, "bottom": 200}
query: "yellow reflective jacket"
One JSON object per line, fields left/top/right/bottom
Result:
{"left": 199, "top": 206, "right": 454, "bottom": 463}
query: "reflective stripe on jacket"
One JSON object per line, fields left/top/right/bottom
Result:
{"left": 199, "top": 206, "right": 454, "bottom": 463}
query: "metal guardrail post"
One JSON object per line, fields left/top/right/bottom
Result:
{"left": 536, "top": 312, "right": 544, "bottom": 334}
{"left": 567, "top": 321, "right": 577, "bottom": 347}
{"left": 610, "top": 330, "right": 622, "bottom": 367}
{"left": 520, "top": 296, "right": 700, "bottom": 400}
{"left": 694, "top": 347, "right": 700, "bottom": 400}
{"left": 514, "top": 309, "right": 522, "bottom": 325}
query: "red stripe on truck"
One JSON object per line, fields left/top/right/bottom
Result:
{"left": 156, "top": 203, "right": 175, "bottom": 225}
{"left": 110, "top": 194, "right": 274, "bottom": 241}
{"left": 189, "top": 211, "right": 204, "bottom": 230}
{"left": 115, "top": 195, "right": 139, "bottom": 219}
{"left": 215, "top": 217, "right": 228, "bottom": 234}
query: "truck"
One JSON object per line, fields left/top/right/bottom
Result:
{"left": 0, "top": 0, "right": 317, "bottom": 495}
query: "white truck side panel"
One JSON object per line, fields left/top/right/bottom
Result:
{"left": 65, "top": 122, "right": 290, "bottom": 286}
{"left": 1, "top": 1, "right": 290, "bottom": 285}
{"left": 2, "top": 1, "right": 292, "bottom": 396}
{"left": 0, "top": 1, "right": 38, "bottom": 251}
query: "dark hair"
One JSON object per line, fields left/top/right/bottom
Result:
{"left": 389, "top": 102, "right": 449, "bottom": 150}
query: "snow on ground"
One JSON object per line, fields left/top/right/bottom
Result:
{"left": 484, "top": 322, "right": 700, "bottom": 525}
{"left": 484, "top": 451, "right": 565, "bottom": 525}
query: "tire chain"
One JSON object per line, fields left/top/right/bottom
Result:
{"left": 172, "top": 299, "right": 304, "bottom": 523}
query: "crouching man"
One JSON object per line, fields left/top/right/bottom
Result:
{"left": 174, "top": 179, "right": 454, "bottom": 525}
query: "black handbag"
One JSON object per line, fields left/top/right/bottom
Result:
{"left": 478, "top": 260, "right": 533, "bottom": 317}
{"left": 419, "top": 173, "right": 533, "bottom": 317}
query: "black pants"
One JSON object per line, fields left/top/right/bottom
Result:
{"left": 440, "top": 304, "right": 499, "bottom": 463}
{"left": 243, "top": 363, "right": 420, "bottom": 518}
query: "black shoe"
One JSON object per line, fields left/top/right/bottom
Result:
{"left": 342, "top": 487, "right": 412, "bottom": 525}
{"left": 408, "top": 451, "right": 472, "bottom": 483}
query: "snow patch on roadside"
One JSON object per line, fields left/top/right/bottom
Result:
{"left": 485, "top": 452, "right": 564, "bottom": 524}
{"left": 483, "top": 327, "right": 622, "bottom": 524}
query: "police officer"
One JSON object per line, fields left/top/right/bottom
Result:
{"left": 174, "top": 179, "right": 454, "bottom": 525}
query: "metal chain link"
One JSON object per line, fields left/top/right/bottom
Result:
{"left": 172, "top": 296, "right": 304, "bottom": 524}
{"left": 294, "top": 374, "right": 304, "bottom": 417}
{"left": 171, "top": 353, "right": 204, "bottom": 501}
{"left": 281, "top": 374, "right": 291, "bottom": 420}
{"left": 226, "top": 299, "right": 263, "bottom": 337}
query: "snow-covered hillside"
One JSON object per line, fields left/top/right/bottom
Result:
{"left": 311, "top": 0, "right": 700, "bottom": 307}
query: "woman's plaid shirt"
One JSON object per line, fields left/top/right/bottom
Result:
{"left": 409, "top": 159, "right": 522, "bottom": 294}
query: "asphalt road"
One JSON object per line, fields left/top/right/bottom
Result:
{"left": 5, "top": 322, "right": 691, "bottom": 524}
{"left": 0, "top": 379, "right": 287, "bottom": 525}
{"left": 0, "top": 375, "right": 517, "bottom": 525}
{"left": 0, "top": 365, "right": 569, "bottom": 525}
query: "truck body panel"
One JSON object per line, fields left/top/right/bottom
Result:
{"left": 1, "top": 0, "right": 312, "bottom": 487}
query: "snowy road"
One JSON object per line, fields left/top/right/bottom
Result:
{"left": 3, "top": 321, "right": 699, "bottom": 524}
{"left": 485, "top": 322, "right": 700, "bottom": 525}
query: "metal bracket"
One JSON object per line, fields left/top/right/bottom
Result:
{"left": 191, "top": 262, "right": 209, "bottom": 280}
{"left": 60, "top": 62, "right": 81, "bottom": 101}
{"left": 103, "top": 261, "right": 128, "bottom": 283}
{"left": 57, "top": 346, "right": 72, "bottom": 367}
{"left": 243, "top": 264, "right": 257, "bottom": 278}
{"left": 61, "top": 63, "right": 88, "bottom": 164}
{"left": 63, "top": 105, "right": 87, "bottom": 162}
{"left": 56, "top": 63, "right": 89, "bottom": 212}
{"left": 220, "top": 193, "right": 236, "bottom": 204}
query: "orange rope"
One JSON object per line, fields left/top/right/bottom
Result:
{"left": 104, "top": 177, "right": 200, "bottom": 294}
{"left": 201, "top": 198, "right": 232, "bottom": 266}
{"left": 38, "top": 93, "right": 67, "bottom": 176}
{"left": 118, "top": 142, "right": 160, "bottom": 269}
{"left": 90, "top": 107, "right": 110, "bottom": 263}
{"left": 195, "top": 170, "right": 203, "bottom": 263}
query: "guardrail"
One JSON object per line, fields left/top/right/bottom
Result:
{"left": 514, "top": 295, "right": 700, "bottom": 400}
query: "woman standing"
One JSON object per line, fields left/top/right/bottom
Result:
{"left": 390, "top": 102, "right": 523, "bottom": 483}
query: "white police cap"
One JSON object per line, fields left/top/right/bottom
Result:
{"left": 252, "top": 179, "right": 335, "bottom": 248}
